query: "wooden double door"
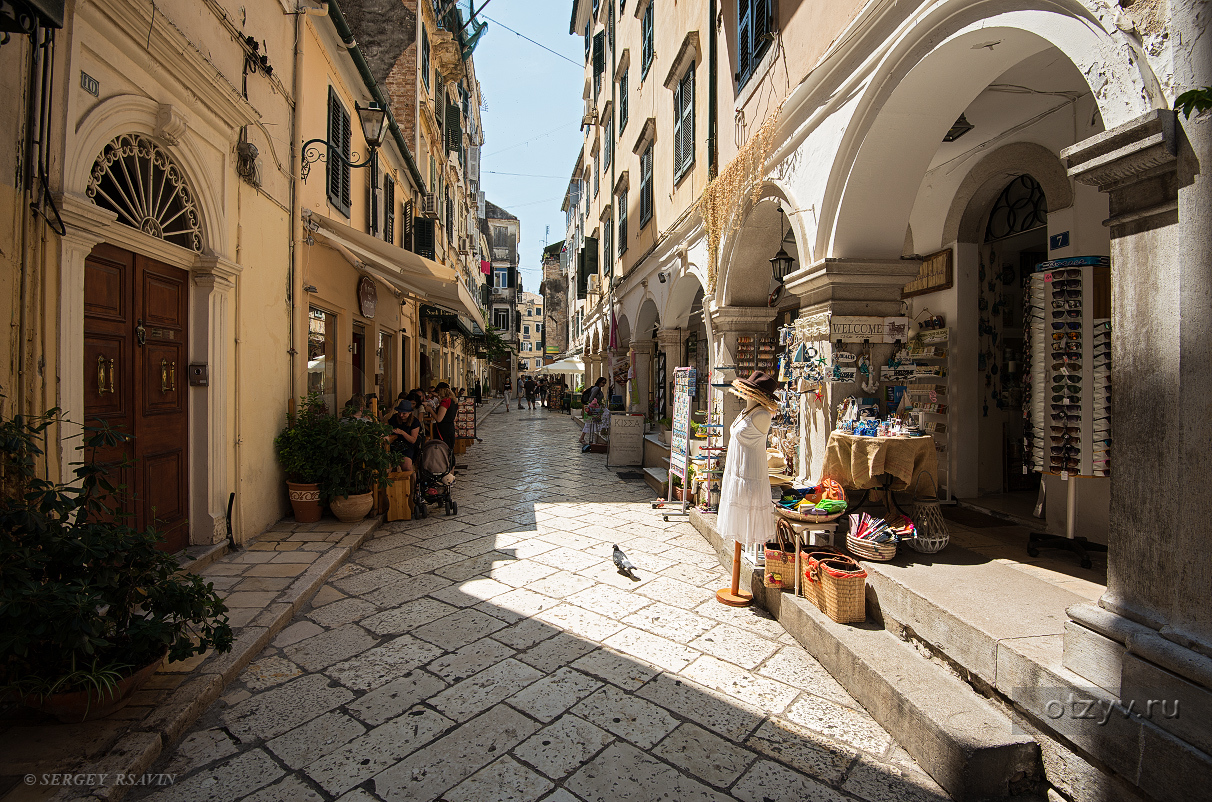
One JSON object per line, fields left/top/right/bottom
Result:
{"left": 84, "top": 243, "right": 190, "bottom": 553}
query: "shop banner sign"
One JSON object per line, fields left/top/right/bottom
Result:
{"left": 607, "top": 414, "right": 645, "bottom": 467}
{"left": 830, "top": 316, "right": 910, "bottom": 343}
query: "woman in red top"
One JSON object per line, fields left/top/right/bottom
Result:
{"left": 432, "top": 383, "right": 458, "bottom": 448}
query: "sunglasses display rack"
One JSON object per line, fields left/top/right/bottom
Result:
{"left": 1024, "top": 260, "right": 1111, "bottom": 479}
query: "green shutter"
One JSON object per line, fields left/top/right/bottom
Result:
{"left": 593, "top": 31, "right": 605, "bottom": 77}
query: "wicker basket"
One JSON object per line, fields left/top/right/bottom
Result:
{"left": 774, "top": 505, "right": 846, "bottom": 524}
{"left": 846, "top": 534, "right": 897, "bottom": 561}
{"left": 907, "top": 472, "right": 949, "bottom": 554}
{"left": 800, "top": 549, "right": 845, "bottom": 609}
{"left": 806, "top": 554, "right": 867, "bottom": 623}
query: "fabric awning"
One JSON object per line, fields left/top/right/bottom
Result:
{"left": 304, "top": 209, "right": 485, "bottom": 331}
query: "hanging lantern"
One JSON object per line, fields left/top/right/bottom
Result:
{"left": 770, "top": 208, "right": 795, "bottom": 280}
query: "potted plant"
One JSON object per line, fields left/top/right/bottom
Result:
{"left": 274, "top": 393, "right": 338, "bottom": 522}
{"left": 656, "top": 417, "right": 672, "bottom": 445}
{"left": 319, "top": 413, "right": 400, "bottom": 523}
{"left": 0, "top": 408, "right": 233, "bottom": 722}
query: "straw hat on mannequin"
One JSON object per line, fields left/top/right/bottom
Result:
{"left": 728, "top": 371, "right": 781, "bottom": 412}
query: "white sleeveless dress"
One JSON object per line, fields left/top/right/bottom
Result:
{"left": 716, "top": 406, "right": 774, "bottom": 547}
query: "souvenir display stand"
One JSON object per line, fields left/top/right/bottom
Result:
{"left": 877, "top": 328, "right": 952, "bottom": 501}
{"left": 658, "top": 367, "right": 696, "bottom": 521}
{"left": 1023, "top": 257, "right": 1111, "bottom": 567}
{"left": 453, "top": 397, "right": 476, "bottom": 455}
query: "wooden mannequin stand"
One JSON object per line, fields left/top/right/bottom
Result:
{"left": 717, "top": 540, "right": 753, "bottom": 607}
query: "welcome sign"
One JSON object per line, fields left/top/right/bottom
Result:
{"left": 830, "top": 316, "right": 910, "bottom": 343}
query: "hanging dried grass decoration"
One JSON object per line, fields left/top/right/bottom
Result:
{"left": 695, "top": 100, "right": 786, "bottom": 293}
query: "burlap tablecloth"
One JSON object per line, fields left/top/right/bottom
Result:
{"left": 821, "top": 432, "right": 938, "bottom": 491}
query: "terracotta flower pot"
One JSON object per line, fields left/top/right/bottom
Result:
{"left": 286, "top": 481, "right": 323, "bottom": 522}
{"left": 329, "top": 492, "right": 374, "bottom": 523}
{"left": 25, "top": 652, "right": 165, "bottom": 723}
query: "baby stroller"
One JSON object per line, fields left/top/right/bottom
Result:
{"left": 414, "top": 437, "right": 457, "bottom": 517}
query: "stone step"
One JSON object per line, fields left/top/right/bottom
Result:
{"left": 643, "top": 466, "right": 669, "bottom": 495}
{"left": 689, "top": 509, "right": 1040, "bottom": 801}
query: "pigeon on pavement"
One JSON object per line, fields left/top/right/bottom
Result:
{"left": 613, "top": 544, "right": 639, "bottom": 580}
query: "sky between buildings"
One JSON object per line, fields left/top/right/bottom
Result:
{"left": 474, "top": 0, "right": 585, "bottom": 293}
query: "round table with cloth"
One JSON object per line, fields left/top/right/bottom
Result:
{"left": 717, "top": 405, "right": 774, "bottom": 547}
{"left": 820, "top": 431, "right": 939, "bottom": 492}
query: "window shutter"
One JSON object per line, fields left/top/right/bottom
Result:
{"left": 414, "top": 217, "right": 436, "bottom": 258}
{"left": 577, "top": 249, "right": 588, "bottom": 299}
{"left": 326, "top": 88, "right": 351, "bottom": 216}
{"left": 676, "top": 65, "right": 694, "bottom": 177}
{"left": 402, "top": 199, "right": 414, "bottom": 250}
{"left": 754, "top": 0, "right": 770, "bottom": 55}
{"left": 593, "top": 31, "right": 605, "bottom": 78}
{"left": 384, "top": 176, "right": 395, "bottom": 243}
{"left": 672, "top": 78, "right": 683, "bottom": 173}
{"left": 339, "top": 106, "right": 351, "bottom": 212}
{"left": 446, "top": 102, "right": 462, "bottom": 153}
{"left": 508, "top": 264, "right": 517, "bottom": 288}
{"left": 480, "top": 284, "right": 490, "bottom": 307}
{"left": 640, "top": 147, "right": 653, "bottom": 224}
{"left": 367, "top": 158, "right": 380, "bottom": 236}
{"left": 619, "top": 71, "right": 628, "bottom": 129}
{"left": 618, "top": 191, "right": 628, "bottom": 252}
{"left": 584, "top": 236, "right": 599, "bottom": 296}
{"left": 738, "top": 0, "right": 752, "bottom": 82}
{"left": 445, "top": 197, "right": 454, "bottom": 244}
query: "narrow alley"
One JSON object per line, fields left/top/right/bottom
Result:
{"left": 135, "top": 406, "right": 949, "bottom": 802}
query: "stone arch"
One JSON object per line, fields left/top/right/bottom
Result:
{"left": 66, "top": 94, "right": 227, "bottom": 257}
{"left": 820, "top": 2, "right": 1159, "bottom": 261}
{"left": 635, "top": 298, "right": 660, "bottom": 343}
{"left": 717, "top": 182, "right": 804, "bottom": 308}
{"left": 942, "top": 141, "right": 1073, "bottom": 245}
{"left": 664, "top": 272, "right": 705, "bottom": 329}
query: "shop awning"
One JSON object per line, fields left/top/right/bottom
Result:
{"left": 420, "top": 305, "right": 476, "bottom": 339}
{"left": 304, "top": 209, "right": 485, "bottom": 331}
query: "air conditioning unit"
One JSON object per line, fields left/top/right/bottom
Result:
{"left": 587, "top": 275, "right": 599, "bottom": 294}
{"left": 421, "top": 193, "right": 439, "bottom": 219}
{"left": 458, "top": 236, "right": 471, "bottom": 255}
{"left": 581, "top": 99, "right": 597, "bottom": 127}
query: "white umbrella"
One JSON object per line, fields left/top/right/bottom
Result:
{"left": 537, "top": 357, "right": 586, "bottom": 375}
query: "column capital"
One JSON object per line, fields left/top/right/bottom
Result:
{"left": 1062, "top": 110, "right": 1177, "bottom": 193}
{"left": 784, "top": 257, "right": 920, "bottom": 316}
{"left": 709, "top": 305, "right": 777, "bottom": 333}
{"left": 655, "top": 328, "right": 684, "bottom": 348}
{"left": 55, "top": 192, "right": 116, "bottom": 253}
{"left": 629, "top": 338, "right": 656, "bottom": 355}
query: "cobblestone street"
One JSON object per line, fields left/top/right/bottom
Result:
{"left": 135, "top": 407, "right": 949, "bottom": 802}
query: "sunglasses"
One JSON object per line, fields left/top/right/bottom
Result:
{"left": 1051, "top": 402, "right": 1082, "bottom": 411}
{"left": 1052, "top": 310, "right": 1082, "bottom": 320}
{"left": 1093, "top": 320, "right": 1111, "bottom": 331}
{"left": 1051, "top": 436, "right": 1081, "bottom": 446}
{"left": 1050, "top": 458, "right": 1080, "bottom": 471}
{"left": 1051, "top": 425, "right": 1080, "bottom": 435}
{"left": 1051, "top": 361, "right": 1082, "bottom": 371}
{"left": 1050, "top": 394, "right": 1082, "bottom": 404}
{"left": 1052, "top": 268, "right": 1082, "bottom": 278}
{"left": 1050, "top": 446, "right": 1082, "bottom": 456}
{"left": 1052, "top": 300, "right": 1083, "bottom": 310}
{"left": 1052, "top": 321, "right": 1082, "bottom": 331}
{"left": 1050, "top": 288, "right": 1083, "bottom": 299}
{"left": 1051, "top": 384, "right": 1082, "bottom": 393}
{"left": 1052, "top": 279, "right": 1083, "bottom": 289}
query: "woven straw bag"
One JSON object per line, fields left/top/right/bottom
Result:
{"left": 908, "top": 471, "right": 949, "bottom": 553}
{"left": 800, "top": 548, "right": 844, "bottom": 608}
{"left": 764, "top": 520, "right": 798, "bottom": 590}
{"left": 806, "top": 554, "right": 867, "bottom": 623}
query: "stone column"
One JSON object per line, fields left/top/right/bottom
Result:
{"left": 784, "top": 257, "right": 922, "bottom": 484}
{"left": 708, "top": 306, "right": 778, "bottom": 446}
{"left": 629, "top": 339, "right": 656, "bottom": 416}
{"left": 1061, "top": 110, "right": 1212, "bottom": 764}
{"left": 656, "top": 328, "right": 687, "bottom": 415}
{"left": 194, "top": 256, "right": 242, "bottom": 545}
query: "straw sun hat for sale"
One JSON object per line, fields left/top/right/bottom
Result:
{"left": 729, "top": 370, "right": 782, "bottom": 411}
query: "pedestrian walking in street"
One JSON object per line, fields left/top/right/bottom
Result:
{"left": 524, "top": 376, "right": 537, "bottom": 410}
{"left": 473, "top": 381, "right": 482, "bottom": 405}
{"left": 538, "top": 376, "right": 549, "bottom": 408}
{"left": 517, "top": 376, "right": 525, "bottom": 409}
{"left": 501, "top": 377, "right": 511, "bottom": 411}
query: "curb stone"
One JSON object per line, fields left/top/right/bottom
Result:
{"left": 50, "top": 516, "right": 383, "bottom": 801}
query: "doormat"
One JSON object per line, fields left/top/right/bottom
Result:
{"left": 942, "top": 507, "right": 1014, "bottom": 528}
{"left": 616, "top": 471, "right": 646, "bottom": 483}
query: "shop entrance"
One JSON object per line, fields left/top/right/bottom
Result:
{"left": 83, "top": 243, "right": 190, "bottom": 553}
{"left": 972, "top": 175, "right": 1049, "bottom": 504}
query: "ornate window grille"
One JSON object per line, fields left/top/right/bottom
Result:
{"left": 87, "top": 134, "right": 203, "bottom": 252}
{"left": 984, "top": 174, "right": 1047, "bottom": 243}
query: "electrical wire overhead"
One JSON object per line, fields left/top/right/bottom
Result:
{"left": 482, "top": 15, "right": 584, "bottom": 68}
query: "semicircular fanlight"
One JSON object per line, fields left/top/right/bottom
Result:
{"left": 87, "top": 134, "right": 203, "bottom": 253}
{"left": 984, "top": 173, "right": 1047, "bottom": 243}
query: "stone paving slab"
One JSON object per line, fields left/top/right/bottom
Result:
{"left": 101, "top": 407, "right": 952, "bottom": 802}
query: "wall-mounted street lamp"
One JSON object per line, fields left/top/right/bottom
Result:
{"left": 300, "top": 101, "right": 389, "bottom": 180}
{"left": 770, "top": 208, "right": 795, "bottom": 281}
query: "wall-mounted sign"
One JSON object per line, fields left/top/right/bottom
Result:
{"left": 1049, "top": 231, "right": 1070, "bottom": 250}
{"left": 829, "top": 316, "right": 910, "bottom": 343}
{"left": 358, "top": 276, "right": 377, "bottom": 319}
{"left": 902, "top": 248, "right": 954, "bottom": 298}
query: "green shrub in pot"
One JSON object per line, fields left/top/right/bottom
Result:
{"left": 274, "top": 392, "right": 340, "bottom": 486}
{"left": 0, "top": 407, "right": 233, "bottom": 713}
{"left": 317, "top": 411, "right": 402, "bottom": 503}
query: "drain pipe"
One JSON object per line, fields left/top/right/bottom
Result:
{"left": 708, "top": 0, "right": 717, "bottom": 178}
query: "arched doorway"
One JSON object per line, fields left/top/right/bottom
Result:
{"left": 83, "top": 134, "right": 200, "bottom": 552}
